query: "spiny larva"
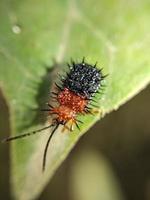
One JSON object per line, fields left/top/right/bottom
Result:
{"left": 2, "top": 58, "right": 106, "bottom": 171}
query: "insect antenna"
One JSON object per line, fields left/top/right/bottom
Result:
{"left": 42, "top": 123, "right": 59, "bottom": 172}
{"left": 1, "top": 125, "right": 53, "bottom": 143}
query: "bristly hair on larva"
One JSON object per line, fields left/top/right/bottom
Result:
{"left": 1, "top": 58, "right": 107, "bottom": 172}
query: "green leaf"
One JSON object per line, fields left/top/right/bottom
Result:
{"left": 0, "top": 0, "right": 150, "bottom": 199}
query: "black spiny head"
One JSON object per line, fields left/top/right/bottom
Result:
{"left": 63, "top": 60, "right": 104, "bottom": 98}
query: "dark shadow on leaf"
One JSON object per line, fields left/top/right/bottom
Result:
{"left": 19, "top": 60, "right": 66, "bottom": 130}
{"left": 0, "top": 89, "right": 11, "bottom": 199}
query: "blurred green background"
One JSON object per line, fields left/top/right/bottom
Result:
{"left": 1, "top": 84, "right": 150, "bottom": 200}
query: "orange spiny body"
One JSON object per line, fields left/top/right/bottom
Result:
{"left": 51, "top": 88, "right": 88, "bottom": 124}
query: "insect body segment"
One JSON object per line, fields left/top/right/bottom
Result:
{"left": 63, "top": 62, "right": 102, "bottom": 98}
{"left": 2, "top": 58, "right": 105, "bottom": 172}
{"left": 51, "top": 88, "right": 87, "bottom": 125}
